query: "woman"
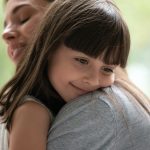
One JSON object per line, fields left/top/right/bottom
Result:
{"left": 2, "top": 0, "right": 54, "bottom": 65}
{"left": 1, "top": 0, "right": 54, "bottom": 149}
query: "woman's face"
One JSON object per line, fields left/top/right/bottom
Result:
{"left": 2, "top": 0, "right": 49, "bottom": 64}
{"left": 48, "top": 44, "right": 117, "bottom": 102}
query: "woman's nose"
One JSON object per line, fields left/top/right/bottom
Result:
{"left": 2, "top": 26, "right": 18, "bottom": 44}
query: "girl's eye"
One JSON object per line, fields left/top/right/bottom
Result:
{"left": 101, "top": 67, "right": 114, "bottom": 75}
{"left": 75, "top": 58, "right": 89, "bottom": 65}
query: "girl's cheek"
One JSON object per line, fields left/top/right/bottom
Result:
{"left": 101, "top": 75, "right": 115, "bottom": 87}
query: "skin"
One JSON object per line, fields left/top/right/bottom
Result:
{"left": 9, "top": 101, "right": 50, "bottom": 150}
{"left": 2, "top": 0, "right": 49, "bottom": 64}
{"left": 48, "top": 44, "right": 116, "bottom": 102}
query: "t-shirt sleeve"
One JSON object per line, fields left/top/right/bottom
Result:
{"left": 47, "top": 92, "right": 116, "bottom": 150}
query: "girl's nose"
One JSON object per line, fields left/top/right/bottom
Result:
{"left": 2, "top": 26, "right": 18, "bottom": 44}
{"left": 83, "top": 72, "right": 100, "bottom": 88}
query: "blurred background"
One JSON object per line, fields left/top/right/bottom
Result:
{"left": 0, "top": 0, "right": 150, "bottom": 97}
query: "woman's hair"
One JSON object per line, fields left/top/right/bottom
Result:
{"left": 0, "top": 0, "right": 130, "bottom": 129}
{"left": 4, "top": 0, "right": 55, "bottom": 4}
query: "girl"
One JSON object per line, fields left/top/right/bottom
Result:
{"left": 45, "top": 1, "right": 150, "bottom": 149}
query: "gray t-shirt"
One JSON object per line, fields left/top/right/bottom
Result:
{"left": 47, "top": 85, "right": 150, "bottom": 150}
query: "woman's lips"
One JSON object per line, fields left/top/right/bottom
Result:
{"left": 7, "top": 47, "right": 24, "bottom": 63}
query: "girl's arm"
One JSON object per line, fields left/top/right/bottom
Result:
{"left": 9, "top": 101, "right": 51, "bottom": 150}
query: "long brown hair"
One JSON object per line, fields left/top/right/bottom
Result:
{"left": 0, "top": 0, "right": 131, "bottom": 129}
{"left": 4, "top": 0, "right": 55, "bottom": 4}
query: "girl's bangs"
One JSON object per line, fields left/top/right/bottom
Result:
{"left": 64, "top": 16, "right": 130, "bottom": 67}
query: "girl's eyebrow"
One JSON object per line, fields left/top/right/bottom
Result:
{"left": 12, "top": 4, "right": 30, "bottom": 14}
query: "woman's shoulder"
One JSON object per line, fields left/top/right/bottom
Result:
{"left": 100, "top": 85, "right": 150, "bottom": 149}
{"left": 51, "top": 90, "right": 116, "bottom": 126}
{"left": 96, "top": 85, "right": 150, "bottom": 129}
{"left": 19, "top": 95, "right": 53, "bottom": 120}
{"left": 8, "top": 96, "right": 52, "bottom": 150}
{"left": 48, "top": 85, "right": 150, "bottom": 150}
{"left": 48, "top": 91, "right": 117, "bottom": 150}
{"left": 10, "top": 95, "right": 53, "bottom": 133}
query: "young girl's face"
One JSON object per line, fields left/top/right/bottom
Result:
{"left": 2, "top": 0, "right": 48, "bottom": 64}
{"left": 48, "top": 44, "right": 117, "bottom": 102}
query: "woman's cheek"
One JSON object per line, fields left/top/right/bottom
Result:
{"left": 24, "top": 15, "right": 44, "bottom": 36}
